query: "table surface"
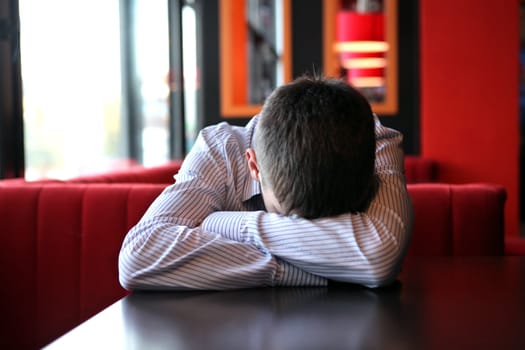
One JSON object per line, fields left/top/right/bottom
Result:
{"left": 45, "top": 257, "right": 525, "bottom": 350}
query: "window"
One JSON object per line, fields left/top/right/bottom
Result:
{"left": 20, "top": 0, "right": 126, "bottom": 179}
{"left": 14, "top": 0, "right": 198, "bottom": 180}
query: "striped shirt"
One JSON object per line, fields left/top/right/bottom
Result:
{"left": 118, "top": 115, "right": 413, "bottom": 290}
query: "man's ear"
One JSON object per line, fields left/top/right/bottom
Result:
{"left": 246, "top": 148, "right": 261, "bottom": 182}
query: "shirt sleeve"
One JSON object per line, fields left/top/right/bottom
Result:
{"left": 201, "top": 118, "right": 414, "bottom": 287}
{"left": 118, "top": 125, "right": 326, "bottom": 290}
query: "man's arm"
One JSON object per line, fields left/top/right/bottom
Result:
{"left": 118, "top": 125, "right": 326, "bottom": 290}
{"left": 201, "top": 119, "right": 413, "bottom": 287}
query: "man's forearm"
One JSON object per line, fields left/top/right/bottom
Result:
{"left": 201, "top": 161, "right": 413, "bottom": 288}
{"left": 118, "top": 217, "right": 278, "bottom": 290}
{"left": 119, "top": 209, "right": 327, "bottom": 290}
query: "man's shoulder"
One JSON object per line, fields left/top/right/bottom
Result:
{"left": 373, "top": 114, "right": 403, "bottom": 141}
{"left": 200, "top": 116, "right": 259, "bottom": 149}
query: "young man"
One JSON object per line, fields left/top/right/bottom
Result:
{"left": 118, "top": 76, "right": 413, "bottom": 290}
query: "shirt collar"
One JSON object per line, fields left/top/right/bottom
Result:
{"left": 242, "top": 115, "right": 262, "bottom": 202}
{"left": 243, "top": 178, "right": 262, "bottom": 202}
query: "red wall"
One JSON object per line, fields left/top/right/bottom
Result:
{"left": 420, "top": 0, "right": 520, "bottom": 237}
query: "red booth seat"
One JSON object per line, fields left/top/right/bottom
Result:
{"left": 0, "top": 184, "right": 165, "bottom": 349}
{"left": 67, "top": 160, "right": 183, "bottom": 184}
{"left": 0, "top": 157, "right": 434, "bottom": 185}
{"left": 0, "top": 181, "right": 505, "bottom": 349}
{"left": 0, "top": 160, "right": 183, "bottom": 186}
{"left": 407, "top": 183, "right": 506, "bottom": 256}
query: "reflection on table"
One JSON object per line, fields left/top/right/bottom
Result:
{"left": 46, "top": 257, "right": 525, "bottom": 350}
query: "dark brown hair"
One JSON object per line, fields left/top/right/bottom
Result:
{"left": 254, "top": 75, "right": 378, "bottom": 219}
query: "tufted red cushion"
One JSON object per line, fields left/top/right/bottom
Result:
{"left": 0, "top": 184, "right": 166, "bottom": 349}
{"left": 66, "top": 160, "right": 183, "bottom": 184}
{"left": 407, "top": 183, "right": 506, "bottom": 256}
{"left": 407, "top": 184, "right": 453, "bottom": 255}
{"left": 0, "top": 186, "right": 40, "bottom": 349}
{"left": 0, "top": 161, "right": 183, "bottom": 186}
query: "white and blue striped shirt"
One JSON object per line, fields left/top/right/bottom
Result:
{"left": 118, "top": 115, "right": 413, "bottom": 290}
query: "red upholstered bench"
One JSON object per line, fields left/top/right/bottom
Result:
{"left": 0, "top": 160, "right": 183, "bottom": 186}
{"left": 0, "top": 182, "right": 505, "bottom": 349}
{"left": 67, "top": 160, "right": 183, "bottom": 184}
{"left": 406, "top": 183, "right": 506, "bottom": 256}
{"left": 1, "top": 157, "right": 433, "bottom": 185}
{"left": 0, "top": 184, "right": 167, "bottom": 349}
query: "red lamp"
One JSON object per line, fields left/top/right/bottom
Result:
{"left": 335, "top": 11, "right": 387, "bottom": 88}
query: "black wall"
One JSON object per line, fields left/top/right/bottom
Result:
{"left": 200, "top": 0, "right": 419, "bottom": 154}
{"left": 0, "top": 0, "right": 24, "bottom": 178}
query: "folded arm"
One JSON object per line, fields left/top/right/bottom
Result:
{"left": 201, "top": 121, "right": 413, "bottom": 287}
{"left": 118, "top": 125, "right": 325, "bottom": 290}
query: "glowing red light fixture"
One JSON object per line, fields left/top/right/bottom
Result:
{"left": 335, "top": 11, "right": 387, "bottom": 88}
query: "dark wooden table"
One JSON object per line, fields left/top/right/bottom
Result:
{"left": 45, "top": 257, "right": 525, "bottom": 349}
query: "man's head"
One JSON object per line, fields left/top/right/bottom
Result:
{"left": 247, "top": 75, "right": 378, "bottom": 219}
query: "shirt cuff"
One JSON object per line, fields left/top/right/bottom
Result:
{"left": 276, "top": 258, "right": 328, "bottom": 287}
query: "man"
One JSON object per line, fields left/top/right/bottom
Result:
{"left": 118, "top": 75, "right": 413, "bottom": 290}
